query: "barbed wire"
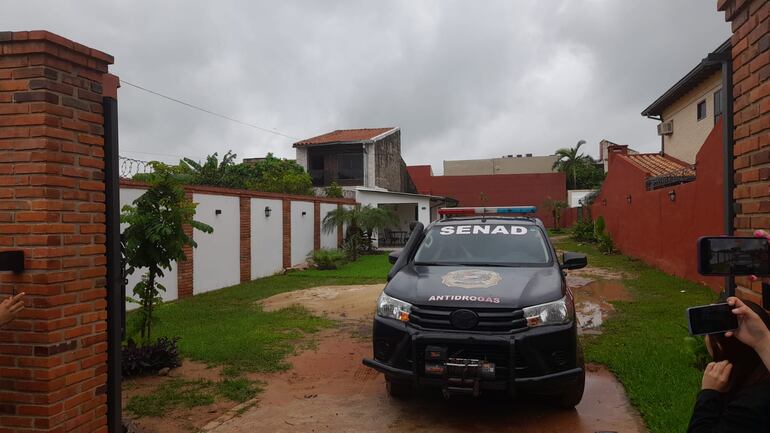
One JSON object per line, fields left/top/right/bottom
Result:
{"left": 119, "top": 156, "right": 154, "bottom": 179}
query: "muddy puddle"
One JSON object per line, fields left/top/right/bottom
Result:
{"left": 570, "top": 277, "right": 631, "bottom": 333}
{"left": 208, "top": 329, "right": 646, "bottom": 433}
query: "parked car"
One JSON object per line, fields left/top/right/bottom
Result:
{"left": 363, "top": 206, "right": 588, "bottom": 407}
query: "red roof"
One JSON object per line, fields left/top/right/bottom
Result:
{"left": 293, "top": 128, "right": 397, "bottom": 147}
{"left": 623, "top": 153, "right": 694, "bottom": 177}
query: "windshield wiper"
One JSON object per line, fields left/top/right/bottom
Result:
{"left": 413, "top": 261, "right": 452, "bottom": 266}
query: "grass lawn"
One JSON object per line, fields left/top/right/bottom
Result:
{"left": 128, "top": 253, "right": 390, "bottom": 373}
{"left": 556, "top": 239, "right": 720, "bottom": 433}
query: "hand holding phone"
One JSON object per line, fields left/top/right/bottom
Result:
{"left": 687, "top": 303, "right": 738, "bottom": 336}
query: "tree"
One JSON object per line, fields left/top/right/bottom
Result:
{"left": 553, "top": 140, "right": 591, "bottom": 190}
{"left": 322, "top": 205, "right": 399, "bottom": 259}
{"left": 543, "top": 198, "right": 569, "bottom": 229}
{"left": 324, "top": 181, "right": 344, "bottom": 198}
{"left": 121, "top": 162, "right": 213, "bottom": 341}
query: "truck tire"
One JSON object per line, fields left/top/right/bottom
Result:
{"left": 556, "top": 347, "right": 585, "bottom": 409}
{"left": 385, "top": 377, "right": 412, "bottom": 400}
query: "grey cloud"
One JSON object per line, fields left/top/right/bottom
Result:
{"left": 3, "top": 0, "right": 730, "bottom": 170}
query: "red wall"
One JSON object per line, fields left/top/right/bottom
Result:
{"left": 591, "top": 120, "right": 725, "bottom": 290}
{"left": 407, "top": 167, "right": 567, "bottom": 227}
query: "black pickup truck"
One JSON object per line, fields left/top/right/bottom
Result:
{"left": 362, "top": 207, "right": 588, "bottom": 407}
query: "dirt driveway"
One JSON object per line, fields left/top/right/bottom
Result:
{"left": 207, "top": 275, "right": 648, "bottom": 433}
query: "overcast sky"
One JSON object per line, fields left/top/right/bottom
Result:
{"left": 5, "top": 1, "right": 729, "bottom": 173}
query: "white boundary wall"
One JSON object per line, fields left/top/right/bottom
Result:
{"left": 291, "top": 201, "right": 315, "bottom": 266}
{"left": 320, "top": 203, "right": 338, "bottom": 249}
{"left": 251, "top": 198, "right": 284, "bottom": 278}
{"left": 192, "top": 193, "right": 240, "bottom": 294}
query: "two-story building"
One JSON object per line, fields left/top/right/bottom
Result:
{"left": 293, "top": 127, "right": 455, "bottom": 245}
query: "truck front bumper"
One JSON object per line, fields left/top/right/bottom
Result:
{"left": 363, "top": 315, "right": 583, "bottom": 395}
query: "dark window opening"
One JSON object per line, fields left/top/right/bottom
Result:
{"left": 697, "top": 100, "right": 707, "bottom": 121}
{"left": 337, "top": 153, "right": 363, "bottom": 181}
{"left": 309, "top": 155, "right": 325, "bottom": 186}
{"left": 714, "top": 89, "right": 723, "bottom": 122}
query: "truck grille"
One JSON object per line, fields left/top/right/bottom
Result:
{"left": 410, "top": 305, "right": 527, "bottom": 332}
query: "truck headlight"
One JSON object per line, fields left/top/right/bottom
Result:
{"left": 523, "top": 296, "right": 574, "bottom": 327}
{"left": 376, "top": 292, "right": 412, "bottom": 322}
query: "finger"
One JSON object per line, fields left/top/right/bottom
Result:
{"left": 754, "top": 229, "right": 770, "bottom": 240}
{"left": 9, "top": 303, "right": 24, "bottom": 313}
{"left": 725, "top": 331, "right": 734, "bottom": 338}
{"left": 721, "top": 363, "right": 733, "bottom": 381}
{"left": 705, "top": 362, "right": 715, "bottom": 373}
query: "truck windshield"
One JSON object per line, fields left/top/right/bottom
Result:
{"left": 413, "top": 223, "right": 551, "bottom": 266}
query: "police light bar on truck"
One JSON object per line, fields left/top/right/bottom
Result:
{"left": 438, "top": 206, "right": 537, "bottom": 218}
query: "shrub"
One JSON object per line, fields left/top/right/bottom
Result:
{"left": 571, "top": 218, "right": 596, "bottom": 243}
{"left": 593, "top": 216, "right": 615, "bottom": 254}
{"left": 122, "top": 336, "right": 182, "bottom": 378}
{"left": 324, "top": 182, "right": 344, "bottom": 198}
{"left": 309, "top": 249, "right": 348, "bottom": 270}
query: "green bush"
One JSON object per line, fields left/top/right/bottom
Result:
{"left": 593, "top": 216, "right": 615, "bottom": 254}
{"left": 571, "top": 218, "right": 596, "bottom": 243}
{"left": 309, "top": 249, "right": 348, "bottom": 270}
{"left": 324, "top": 182, "right": 343, "bottom": 198}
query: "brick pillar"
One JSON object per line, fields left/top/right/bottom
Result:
{"left": 313, "top": 201, "right": 320, "bottom": 251}
{"left": 719, "top": 0, "right": 770, "bottom": 301}
{"left": 0, "top": 31, "right": 113, "bottom": 433}
{"left": 239, "top": 196, "right": 250, "bottom": 283}
{"left": 336, "top": 204, "right": 344, "bottom": 248}
{"left": 177, "top": 191, "right": 194, "bottom": 298}
{"left": 282, "top": 199, "right": 291, "bottom": 268}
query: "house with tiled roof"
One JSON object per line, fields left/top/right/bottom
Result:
{"left": 293, "top": 128, "right": 455, "bottom": 245}
{"left": 589, "top": 39, "right": 731, "bottom": 290}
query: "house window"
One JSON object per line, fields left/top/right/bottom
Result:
{"left": 714, "top": 88, "right": 723, "bottom": 120}
{"left": 697, "top": 100, "right": 707, "bottom": 121}
{"left": 337, "top": 153, "right": 363, "bottom": 181}
{"left": 309, "top": 154, "right": 325, "bottom": 186}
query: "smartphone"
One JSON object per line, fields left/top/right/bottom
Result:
{"left": 687, "top": 303, "right": 739, "bottom": 336}
{"left": 697, "top": 236, "right": 770, "bottom": 276}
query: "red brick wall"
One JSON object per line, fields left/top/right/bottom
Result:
{"left": 591, "top": 121, "right": 725, "bottom": 290}
{"left": 313, "top": 201, "right": 320, "bottom": 250}
{"left": 719, "top": 0, "right": 770, "bottom": 302}
{"left": 239, "top": 197, "right": 250, "bottom": 283}
{"left": 406, "top": 166, "right": 568, "bottom": 228}
{"left": 0, "top": 31, "right": 113, "bottom": 433}
{"left": 282, "top": 199, "right": 291, "bottom": 268}
{"left": 177, "top": 191, "right": 193, "bottom": 298}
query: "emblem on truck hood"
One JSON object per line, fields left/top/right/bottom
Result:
{"left": 441, "top": 269, "right": 502, "bottom": 289}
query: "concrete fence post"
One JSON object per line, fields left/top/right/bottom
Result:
{"left": 282, "top": 198, "right": 291, "bottom": 268}
{"left": 0, "top": 31, "right": 114, "bottom": 432}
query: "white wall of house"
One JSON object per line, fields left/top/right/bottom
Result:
{"left": 365, "top": 142, "right": 376, "bottom": 188}
{"left": 291, "top": 201, "right": 315, "bottom": 265}
{"left": 192, "top": 193, "right": 240, "bottom": 294}
{"left": 568, "top": 190, "right": 597, "bottom": 208}
{"left": 320, "top": 203, "right": 338, "bottom": 249}
{"left": 356, "top": 188, "right": 431, "bottom": 246}
{"left": 120, "top": 188, "right": 179, "bottom": 311}
{"left": 251, "top": 198, "right": 284, "bottom": 279}
{"left": 661, "top": 72, "right": 722, "bottom": 164}
{"left": 295, "top": 147, "right": 308, "bottom": 171}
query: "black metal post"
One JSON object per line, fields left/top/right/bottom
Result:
{"left": 103, "top": 95, "right": 123, "bottom": 432}
{"left": 722, "top": 51, "right": 735, "bottom": 296}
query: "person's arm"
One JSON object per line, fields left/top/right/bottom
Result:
{"left": 688, "top": 389, "right": 724, "bottom": 433}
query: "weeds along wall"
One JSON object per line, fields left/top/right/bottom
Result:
{"left": 120, "top": 180, "right": 353, "bottom": 309}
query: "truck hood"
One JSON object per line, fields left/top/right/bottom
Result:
{"left": 384, "top": 263, "right": 564, "bottom": 309}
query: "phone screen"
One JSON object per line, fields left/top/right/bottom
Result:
{"left": 698, "top": 237, "right": 770, "bottom": 276}
{"left": 687, "top": 303, "right": 738, "bottom": 336}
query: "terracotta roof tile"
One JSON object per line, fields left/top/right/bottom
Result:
{"left": 624, "top": 153, "right": 695, "bottom": 177}
{"left": 294, "top": 128, "right": 397, "bottom": 147}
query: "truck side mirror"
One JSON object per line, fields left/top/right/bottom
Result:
{"left": 388, "top": 250, "right": 401, "bottom": 264}
{"left": 561, "top": 252, "right": 587, "bottom": 270}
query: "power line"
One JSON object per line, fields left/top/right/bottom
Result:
{"left": 120, "top": 79, "right": 299, "bottom": 140}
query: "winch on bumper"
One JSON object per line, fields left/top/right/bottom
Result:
{"left": 362, "top": 314, "right": 584, "bottom": 399}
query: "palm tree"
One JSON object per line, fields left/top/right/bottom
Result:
{"left": 322, "top": 205, "right": 399, "bottom": 258}
{"left": 552, "top": 140, "right": 588, "bottom": 189}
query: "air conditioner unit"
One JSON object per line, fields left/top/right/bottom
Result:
{"left": 657, "top": 121, "right": 674, "bottom": 136}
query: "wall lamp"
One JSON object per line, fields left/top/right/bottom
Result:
{"left": 264, "top": 206, "right": 272, "bottom": 218}
{"left": 626, "top": 195, "right": 632, "bottom": 204}
{"left": 215, "top": 209, "right": 222, "bottom": 216}
{"left": 302, "top": 211, "right": 307, "bottom": 217}
{"left": 668, "top": 190, "right": 676, "bottom": 202}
